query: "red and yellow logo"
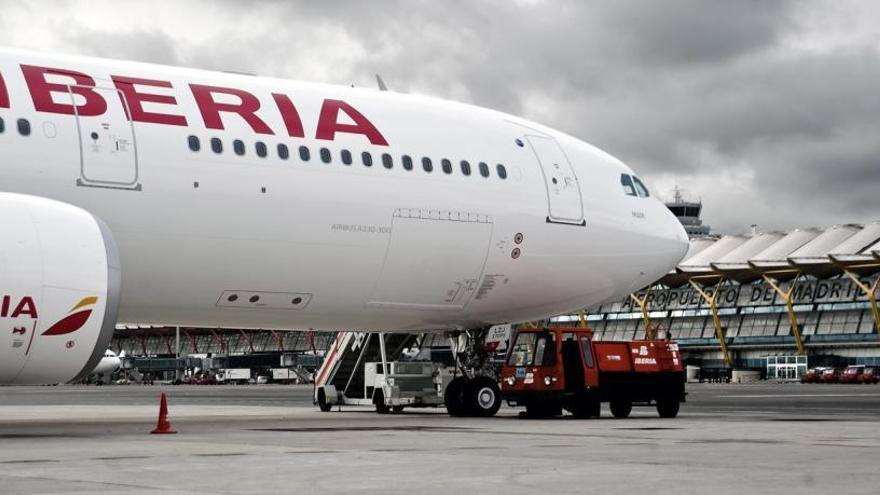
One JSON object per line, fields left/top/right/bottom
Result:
{"left": 42, "top": 296, "right": 98, "bottom": 336}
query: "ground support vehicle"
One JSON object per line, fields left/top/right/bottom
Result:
{"left": 500, "top": 327, "right": 685, "bottom": 419}
{"left": 820, "top": 368, "right": 840, "bottom": 383}
{"left": 318, "top": 360, "right": 449, "bottom": 413}
{"left": 839, "top": 365, "right": 865, "bottom": 384}
{"left": 860, "top": 367, "right": 878, "bottom": 384}
{"left": 801, "top": 368, "right": 827, "bottom": 383}
{"left": 216, "top": 368, "right": 251, "bottom": 384}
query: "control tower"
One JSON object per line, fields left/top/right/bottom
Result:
{"left": 665, "top": 186, "right": 711, "bottom": 238}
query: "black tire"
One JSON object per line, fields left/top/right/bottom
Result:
{"left": 444, "top": 376, "right": 469, "bottom": 417}
{"left": 374, "top": 390, "right": 390, "bottom": 414}
{"left": 610, "top": 397, "right": 632, "bottom": 419}
{"left": 317, "top": 388, "right": 332, "bottom": 412}
{"left": 392, "top": 405, "right": 405, "bottom": 413}
{"left": 464, "top": 376, "right": 502, "bottom": 417}
{"left": 656, "top": 396, "right": 680, "bottom": 418}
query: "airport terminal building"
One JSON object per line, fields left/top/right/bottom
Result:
{"left": 554, "top": 212, "right": 880, "bottom": 379}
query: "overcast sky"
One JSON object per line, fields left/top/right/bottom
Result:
{"left": 1, "top": 1, "right": 877, "bottom": 234}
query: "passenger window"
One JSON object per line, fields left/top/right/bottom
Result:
{"left": 362, "top": 151, "right": 373, "bottom": 167}
{"left": 17, "top": 119, "right": 30, "bottom": 136}
{"left": 187, "top": 135, "right": 200, "bottom": 152}
{"left": 255, "top": 141, "right": 267, "bottom": 158}
{"left": 632, "top": 176, "right": 650, "bottom": 198}
{"left": 422, "top": 156, "right": 433, "bottom": 172}
{"left": 233, "top": 139, "right": 245, "bottom": 156}
{"left": 478, "top": 162, "right": 489, "bottom": 178}
{"left": 402, "top": 155, "right": 413, "bottom": 171}
{"left": 320, "top": 147, "right": 332, "bottom": 163}
{"left": 277, "top": 143, "right": 289, "bottom": 160}
{"left": 620, "top": 174, "right": 637, "bottom": 196}
{"left": 210, "top": 137, "right": 223, "bottom": 154}
{"left": 496, "top": 164, "right": 507, "bottom": 180}
{"left": 382, "top": 153, "right": 393, "bottom": 169}
{"left": 460, "top": 160, "right": 471, "bottom": 176}
{"left": 581, "top": 337, "right": 594, "bottom": 368}
{"left": 0, "top": 116, "right": 4, "bottom": 133}
{"left": 341, "top": 149, "right": 352, "bottom": 165}
{"left": 441, "top": 159, "right": 453, "bottom": 174}
{"left": 299, "top": 146, "right": 311, "bottom": 161}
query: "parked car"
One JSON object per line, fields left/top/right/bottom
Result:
{"left": 820, "top": 368, "right": 840, "bottom": 383}
{"left": 839, "top": 365, "right": 865, "bottom": 384}
{"left": 860, "top": 367, "right": 879, "bottom": 384}
{"left": 801, "top": 368, "right": 826, "bottom": 383}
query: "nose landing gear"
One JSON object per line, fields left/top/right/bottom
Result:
{"left": 444, "top": 329, "right": 503, "bottom": 417}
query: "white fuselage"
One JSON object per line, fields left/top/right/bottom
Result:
{"left": 0, "top": 48, "right": 688, "bottom": 332}
{"left": 91, "top": 349, "right": 121, "bottom": 375}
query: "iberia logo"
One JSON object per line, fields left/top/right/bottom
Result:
{"left": 42, "top": 296, "right": 98, "bottom": 336}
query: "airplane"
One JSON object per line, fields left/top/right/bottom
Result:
{"left": 90, "top": 349, "right": 124, "bottom": 377}
{"left": 0, "top": 47, "right": 688, "bottom": 412}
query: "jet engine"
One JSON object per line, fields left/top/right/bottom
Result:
{"left": 0, "top": 193, "right": 121, "bottom": 384}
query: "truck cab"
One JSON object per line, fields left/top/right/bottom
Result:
{"left": 500, "top": 327, "right": 685, "bottom": 418}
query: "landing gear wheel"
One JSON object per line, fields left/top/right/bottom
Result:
{"left": 392, "top": 406, "right": 405, "bottom": 413}
{"left": 610, "top": 397, "right": 632, "bottom": 419}
{"left": 374, "top": 390, "right": 390, "bottom": 414}
{"left": 464, "top": 376, "right": 501, "bottom": 417}
{"left": 444, "top": 376, "right": 469, "bottom": 417}
{"left": 656, "top": 395, "right": 680, "bottom": 418}
{"left": 317, "top": 388, "right": 332, "bottom": 412}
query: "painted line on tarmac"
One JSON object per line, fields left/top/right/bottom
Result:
{"left": 720, "top": 393, "right": 880, "bottom": 398}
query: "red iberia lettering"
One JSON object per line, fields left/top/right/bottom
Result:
{"left": 316, "top": 99, "right": 388, "bottom": 145}
{"left": 21, "top": 65, "right": 107, "bottom": 116}
{"left": 271, "top": 93, "right": 305, "bottom": 138}
{"left": 190, "top": 84, "right": 273, "bottom": 134}
{"left": 111, "top": 76, "right": 187, "bottom": 126}
{"left": 0, "top": 295, "right": 38, "bottom": 319}
{"left": 0, "top": 72, "right": 8, "bottom": 108}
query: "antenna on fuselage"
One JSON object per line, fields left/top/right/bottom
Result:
{"left": 376, "top": 74, "right": 389, "bottom": 91}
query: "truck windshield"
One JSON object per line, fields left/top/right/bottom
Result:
{"left": 507, "top": 332, "right": 556, "bottom": 366}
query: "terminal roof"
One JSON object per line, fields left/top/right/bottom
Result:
{"left": 657, "top": 221, "right": 880, "bottom": 287}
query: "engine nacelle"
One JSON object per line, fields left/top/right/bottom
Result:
{"left": 0, "top": 193, "right": 121, "bottom": 384}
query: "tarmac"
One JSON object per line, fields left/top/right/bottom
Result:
{"left": 1, "top": 382, "right": 878, "bottom": 494}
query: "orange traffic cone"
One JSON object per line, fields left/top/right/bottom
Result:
{"left": 150, "top": 392, "right": 177, "bottom": 434}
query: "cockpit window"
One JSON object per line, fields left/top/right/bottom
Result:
{"left": 632, "top": 176, "right": 650, "bottom": 198}
{"left": 620, "top": 174, "right": 637, "bottom": 196}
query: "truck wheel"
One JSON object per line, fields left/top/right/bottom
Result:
{"left": 465, "top": 376, "right": 501, "bottom": 417}
{"left": 610, "top": 397, "right": 632, "bottom": 419}
{"left": 444, "top": 376, "right": 469, "bottom": 417}
{"left": 656, "top": 396, "right": 680, "bottom": 418}
{"left": 374, "top": 390, "right": 390, "bottom": 414}
{"left": 317, "top": 388, "right": 332, "bottom": 412}
{"left": 392, "top": 405, "right": 405, "bottom": 413}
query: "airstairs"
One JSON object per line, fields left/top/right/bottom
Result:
{"left": 315, "top": 332, "right": 420, "bottom": 400}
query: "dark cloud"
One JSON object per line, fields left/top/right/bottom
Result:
{"left": 0, "top": 0, "right": 876, "bottom": 233}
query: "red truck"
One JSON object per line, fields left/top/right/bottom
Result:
{"left": 501, "top": 327, "right": 685, "bottom": 419}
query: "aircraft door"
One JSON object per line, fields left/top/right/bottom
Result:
{"left": 526, "top": 135, "right": 584, "bottom": 225}
{"left": 72, "top": 85, "right": 141, "bottom": 190}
